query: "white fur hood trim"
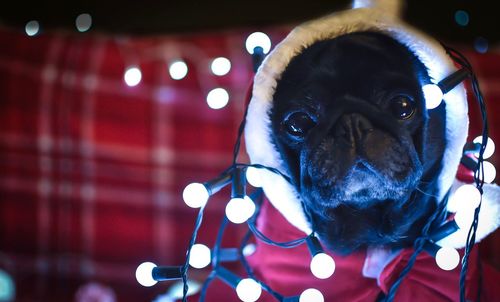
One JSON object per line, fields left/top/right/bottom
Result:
{"left": 244, "top": 0, "right": 499, "bottom": 249}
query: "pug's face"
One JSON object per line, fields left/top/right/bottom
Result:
{"left": 270, "top": 32, "right": 447, "bottom": 254}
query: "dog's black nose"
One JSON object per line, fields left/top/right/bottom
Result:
{"left": 333, "top": 113, "right": 373, "bottom": 146}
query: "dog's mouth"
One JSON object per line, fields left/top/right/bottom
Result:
{"left": 300, "top": 124, "right": 423, "bottom": 211}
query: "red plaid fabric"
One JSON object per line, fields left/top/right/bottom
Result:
{"left": 0, "top": 26, "right": 498, "bottom": 302}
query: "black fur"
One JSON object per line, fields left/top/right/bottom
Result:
{"left": 270, "top": 32, "right": 447, "bottom": 254}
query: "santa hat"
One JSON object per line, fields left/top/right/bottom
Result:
{"left": 244, "top": 0, "right": 499, "bottom": 248}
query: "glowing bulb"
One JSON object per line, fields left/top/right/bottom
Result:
{"left": 447, "top": 184, "right": 481, "bottom": 213}
{"left": 25, "top": 20, "right": 40, "bottom": 36}
{"left": 479, "top": 161, "right": 496, "bottom": 183}
{"left": 136, "top": 262, "right": 158, "bottom": 287}
{"left": 206, "top": 88, "right": 229, "bottom": 110}
{"left": 310, "top": 253, "right": 335, "bottom": 279}
{"left": 210, "top": 57, "right": 231, "bottom": 76}
{"left": 242, "top": 243, "right": 256, "bottom": 257}
{"left": 169, "top": 61, "right": 188, "bottom": 80}
{"left": 454, "top": 10, "right": 469, "bottom": 27}
{"left": 473, "top": 136, "right": 495, "bottom": 159}
{"left": 182, "top": 182, "right": 209, "bottom": 208}
{"left": 0, "top": 269, "right": 14, "bottom": 302}
{"left": 245, "top": 32, "right": 271, "bottom": 54}
{"left": 246, "top": 167, "right": 263, "bottom": 188}
{"left": 474, "top": 37, "right": 488, "bottom": 54}
{"left": 75, "top": 13, "right": 92, "bottom": 32}
{"left": 435, "top": 247, "right": 460, "bottom": 271}
{"left": 422, "top": 84, "right": 444, "bottom": 110}
{"left": 454, "top": 208, "right": 474, "bottom": 230}
{"left": 236, "top": 278, "right": 262, "bottom": 302}
{"left": 124, "top": 66, "right": 142, "bottom": 87}
{"left": 225, "top": 196, "right": 256, "bottom": 224}
{"left": 299, "top": 288, "right": 324, "bottom": 302}
{"left": 189, "top": 244, "right": 211, "bottom": 269}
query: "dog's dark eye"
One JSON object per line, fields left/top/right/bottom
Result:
{"left": 390, "top": 95, "right": 415, "bottom": 120}
{"left": 283, "top": 112, "right": 316, "bottom": 137}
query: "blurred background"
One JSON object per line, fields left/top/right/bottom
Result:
{"left": 0, "top": 0, "right": 498, "bottom": 301}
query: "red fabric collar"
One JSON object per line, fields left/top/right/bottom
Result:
{"left": 245, "top": 198, "right": 485, "bottom": 301}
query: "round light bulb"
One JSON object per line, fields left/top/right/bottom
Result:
{"left": 299, "top": 288, "right": 324, "bottom": 302}
{"left": 75, "top": 13, "right": 92, "bottom": 32}
{"left": 169, "top": 60, "right": 188, "bottom": 80}
{"left": 210, "top": 57, "right": 231, "bottom": 76}
{"left": 0, "top": 269, "right": 15, "bottom": 302}
{"left": 310, "top": 253, "right": 335, "bottom": 279}
{"left": 473, "top": 136, "right": 495, "bottom": 159}
{"left": 124, "top": 66, "right": 142, "bottom": 87}
{"left": 206, "top": 88, "right": 229, "bottom": 110}
{"left": 25, "top": 20, "right": 40, "bottom": 36}
{"left": 479, "top": 161, "right": 496, "bottom": 184}
{"left": 454, "top": 208, "right": 474, "bottom": 230}
{"left": 189, "top": 243, "right": 211, "bottom": 269}
{"left": 242, "top": 243, "right": 257, "bottom": 257}
{"left": 225, "top": 196, "right": 256, "bottom": 224}
{"left": 182, "top": 182, "right": 209, "bottom": 208}
{"left": 236, "top": 278, "right": 262, "bottom": 302}
{"left": 422, "top": 84, "right": 444, "bottom": 110}
{"left": 246, "top": 167, "right": 263, "bottom": 188}
{"left": 245, "top": 32, "right": 271, "bottom": 54}
{"left": 435, "top": 247, "right": 460, "bottom": 271}
{"left": 447, "top": 184, "right": 481, "bottom": 213}
{"left": 136, "top": 262, "right": 158, "bottom": 287}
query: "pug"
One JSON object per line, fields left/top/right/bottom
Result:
{"left": 269, "top": 32, "right": 448, "bottom": 254}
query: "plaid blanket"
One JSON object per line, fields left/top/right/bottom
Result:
{"left": 0, "top": 26, "right": 498, "bottom": 301}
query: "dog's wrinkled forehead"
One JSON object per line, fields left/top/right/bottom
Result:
{"left": 273, "top": 32, "right": 430, "bottom": 112}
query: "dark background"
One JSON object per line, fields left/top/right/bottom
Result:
{"left": 1, "top": 0, "right": 499, "bottom": 43}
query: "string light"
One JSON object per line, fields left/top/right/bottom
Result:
{"left": 225, "top": 196, "right": 256, "bottom": 224}
{"left": 137, "top": 43, "right": 490, "bottom": 302}
{"left": 136, "top": 263, "right": 182, "bottom": 287}
{"left": 479, "top": 161, "right": 496, "bottom": 183}
{"left": 236, "top": 278, "right": 262, "bottom": 302}
{"left": 245, "top": 32, "right": 271, "bottom": 54}
{"left": 124, "top": 66, "right": 142, "bottom": 87}
{"left": 435, "top": 247, "right": 460, "bottom": 271}
{"left": 422, "top": 85, "right": 443, "bottom": 109}
{"left": 182, "top": 183, "right": 210, "bottom": 208}
{"left": 245, "top": 167, "right": 263, "bottom": 188}
{"left": 206, "top": 88, "right": 229, "bottom": 109}
{"left": 454, "top": 10, "right": 470, "bottom": 27}
{"left": 299, "top": 288, "right": 324, "bottom": 302}
{"left": 182, "top": 172, "right": 232, "bottom": 209}
{"left": 136, "top": 262, "right": 158, "bottom": 287}
{"left": 473, "top": 136, "right": 495, "bottom": 159}
{"left": 226, "top": 168, "right": 256, "bottom": 224}
{"left": 169, "top": 60, "right": 188, "bottom": 80}
{"left": 447, "top": 184, "right": 481, "bottom": 213}
{"left": 423, "top": 241, "right": 460, "bottom": 271}
{"left": 0, "top": 269, "right": 15, "bottom": 302}
{"left": 242, "top": 243, "right": 256, "bottom": 256}
{"left": 454, "top": 208, "right": 474, "bottom": 230}
{"left": 422, "top": 68, "right": 469, "bottom": 109}
{"left": 25, "top": 20, "right": 40, "bottom": 36}
{"left": 75, "top": 13, "right": 92, "bottom": 32}
{"left": 306, "top": 236, "right": 335, "bottom": 279}
{"left": 211, "top": 57, "right": 231, "bottom": 76}
{"left": 473, "top": 37, "right": 489, "bottom": 54}
{"left": 189, "top": 244, "right": 211, "bottom": 269}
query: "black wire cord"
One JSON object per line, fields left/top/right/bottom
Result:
{"left": 181, "top": 45, "right": 489, "bottom": 302}
{"left": 384, "top": 45, "right": 489, "bottom": 302}
{"left": 443, "top": 45, "right": 489, "bottom": 302}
